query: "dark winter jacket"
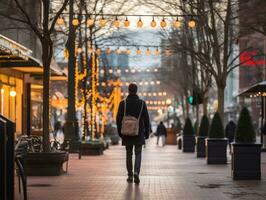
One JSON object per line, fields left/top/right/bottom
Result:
{"left": 225, "top": 121, "right": 236, "bottom": 143}
{"left": 156, "top": 123, "right": 167, "bottom": 136}
{"left": 116, "top": 94, "right": 150, "bottom": 146}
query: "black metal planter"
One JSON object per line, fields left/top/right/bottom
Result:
{"left": 110, "top": 135, "right": 120, "bottom": 145}
{"left": 79, "top": 142, "right": 104, "bottom": 159}
{"left": 183, "top": 135, "right": 195, "bottom": 152}
{"left": 206, "top": 138, "right": 228, "bottom": 164}
{"left": 196, "top": 136, "right": 207, "bottom": 158}
{"left": 25, "top": 151, "right": 68, "bottom": 176}
{"left": 232, "top": 143, "right": 262, "bottom": 180}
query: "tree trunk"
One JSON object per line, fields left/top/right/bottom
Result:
{"left": 67, "top": 0, "right": 76, "bottom": 124}
{"left": 65, "top": 0, "right": 79, "bottom": 145}
{"left": 42, "top": 43, "right": 51, "bottom": 152}
{"left": 83, "top": 96, "right": 87, "bottom": 140}
{"left": 203, "top": 96, "right": 208, "bottom": 116}
{"left": 41, "top": 1, "right": 52, "bottom": 152}
{"left": 185, "top": 94, "right": 190, "bottom": 119}
{"left": 181, "top": 95, "right": 186, "bottom": 122}
{"left": 217, "top": 85, "right": 225, "bottom": 125}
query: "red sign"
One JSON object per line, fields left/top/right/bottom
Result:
{"left": 240, "top": 51, "right": 265, "bottom": 66}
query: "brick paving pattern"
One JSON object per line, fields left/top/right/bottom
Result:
{"left": 17, "top": 139, "right": 266, "bottom": 200}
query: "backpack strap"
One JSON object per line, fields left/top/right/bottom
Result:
{"left": 123, "top": 99, "right": 126, "bottom": 117}
{"left": 138, "top": 101, "right": 144, "bottom": 121}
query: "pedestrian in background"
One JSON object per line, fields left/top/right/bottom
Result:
{"left": 225, "top": 120, "right": 236, "bottom": 153}
{"left": 156, "top": 121, "right": 167, "bottom": 146}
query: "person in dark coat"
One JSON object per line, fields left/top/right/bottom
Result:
{"left": 116, "top": 83, "right": 150, "bottom": 184}
{"left": 156, "top": 121, "right": 167, "bottom": 146}
{"left": 225, "top": 120, "right": 236, "bottom": 153}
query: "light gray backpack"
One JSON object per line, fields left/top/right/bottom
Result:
{"left": 121, "top": 100, "right": 144, "bottom": 136}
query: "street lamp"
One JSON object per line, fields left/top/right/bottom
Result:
{"left": 166, "top": 98, "right": 172, "bottom": 105}
{"left": 166, "top": 98, "right": 172, "bottom": 127}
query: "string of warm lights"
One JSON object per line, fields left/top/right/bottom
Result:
{"left": 97, "top": 81, "right": 161, "bottom": 87}
{"left": 147, "top": 106, "right": 168, "bottom": 110}
{"left": 146, "top": 100, "right": 169, "bottom": 105}
{"left": 122, "top": 92, "right": 167, "bottom": 97}
{"left": 75, "top": 51, "right": 123, "bottom": 140}
{"left": 91, "top": 52, "right": 97, "bottom": 140}
{"left": 74, "top": 46, "right": 173, "bottom": 56}
{"left": 249, "top": 92, "right": 266, "bottom": 98}
{"left": 99, "top": 68, "right": 159, "bottom": 74}
{"left": 56, "top": 14, "right": 196, "bottom": 29}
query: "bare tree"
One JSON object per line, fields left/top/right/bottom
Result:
{"left": 143, "top": 0, "right": 256, "bottom": 122}
{"left": 238, "top": 0, "right": 266, "bottom": 36}
{"left": 0, "top": 0, "right": 69, "bottom": 152}
{"left": 70, "top": 0, "right": 137, "bottom": 139}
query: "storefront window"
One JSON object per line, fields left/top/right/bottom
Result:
{"left": 0, "top": 74, "right": 23, "bottom": 134}
{"left": 31, "top": 84, "right": 43, "bottom": 133}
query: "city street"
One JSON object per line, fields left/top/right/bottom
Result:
{"left": 1, "top": 1, "right": 266, "bottom": 200}
{"left": 22, "top": 139, "right": 266, "bottom": 200}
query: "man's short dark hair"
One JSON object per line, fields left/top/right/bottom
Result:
{"left": 128, "top": 83, "right": 138, "bottom": 94}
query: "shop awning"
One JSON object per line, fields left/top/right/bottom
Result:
{"left": 238, "top": 81, "right": 266, "bottom": 96}
{"left": 0, "top": 34, "right": 64, "bottom": 76}
{"left": 0, "top": 34, "right": 42, "bottom": 69}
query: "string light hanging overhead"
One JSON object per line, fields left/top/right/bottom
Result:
{"left": 57, "top": 16, "right": 65, "bottom": 26}
{"left": 137, "top": 17, "right": 143, "bottom": 28}
{"left": 105, "top": 47, "right": 111, "bottom": 54}
{"left": 188, "top": 19, "right": 196, "bottom": 28}
{"left": 115, "top": 48, "right": 121, "bottom": 54}
{"left": 113, "top": 16, "right": 120, "bottom": 28}
{"left": 76, "top": 47, "right": 83, "bottom": 54}
{"left": 87, "top": 16, "right": 94, "bottom": 27}
{"left": 150, "top": 17, "right": 157, "bottom": 28}
{"left": 96, "top": 48, "right": 101, "bottom": 55}
{"left": 173, "top": 17, "right": 181, "bottom": 28}
{"left": 87, "top": 46, "right": 172, "bottom": 56}
{"left": 146, "top": 48, "right": 151, "bottom": 55}
{"left": 160, "top": 18, "right": 167, "bottom": 28}
{"left": 100, "top": 16, "right": 107, "bottom": 27}
{"left": 124, "top": 17, "right": 130, "bottom": 27}
{"left": 126, "top": 48, "right": 131, "bottom": 55}
{"left": 72, "top": 16, "right": 79, "bottom": 26}
{"left": 56, "top": 13, "right": 197, "bottom": 29}
{"left": 155, "top": 48, "right": 160, "bottom": 55}
{"left": 136, "top": 48, "right": 142, "bottom": 55}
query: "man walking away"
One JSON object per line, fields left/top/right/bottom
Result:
{"left": 156, "top": 121, "right": 167, "bottom": 146}
{"left": 116, "top": 83, "right": 150, "bottom": 184}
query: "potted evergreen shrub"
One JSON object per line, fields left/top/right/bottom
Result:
{"left": 232, "top": 107, "right": 262, "bottom": 180}
{"left": 206, "top": 112, "right": 228, "bottom": 164}
{"left": 196, "top": 115, "right": 209, "bottom": 158}
{"left": 182, "top": 118, "right": 195, "bottom": 152}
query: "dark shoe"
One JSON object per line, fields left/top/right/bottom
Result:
{"left": 134, "top": 174, "right": 140, "bottom": 184}
{"left": 127, "top": 176, "right": 133, "bottom": 183}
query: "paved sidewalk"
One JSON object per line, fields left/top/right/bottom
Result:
{"left": 20, "top": 139, "right": 266, "bottom": 200}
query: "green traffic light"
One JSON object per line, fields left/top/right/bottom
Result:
{"left": 188, "top": 96, "right": 193, "bottom": 104}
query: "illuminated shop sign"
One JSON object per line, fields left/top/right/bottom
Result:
{"left": 240, "top": 51, "right": 265, "bottom": 66}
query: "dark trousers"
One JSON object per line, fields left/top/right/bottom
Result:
{"left": 125, "top": 145, "right": 142, "bottom": 176}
